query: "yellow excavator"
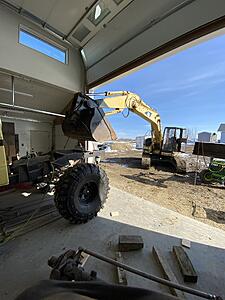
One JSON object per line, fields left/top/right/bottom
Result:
{"left": 63, "top": 91, "right": 188, "bottom": 173}
{"left": 0, "top": 91, "right": 187, "bottom": 224}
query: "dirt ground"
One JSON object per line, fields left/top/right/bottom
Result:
{"left": 101, "top": 147, "right": 225, "bottom": 231}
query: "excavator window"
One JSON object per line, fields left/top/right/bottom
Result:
{"left": 162, "top": 127, "right": 187, "bottom": 153}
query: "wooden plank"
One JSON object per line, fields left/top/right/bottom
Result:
{"left": 173, "top": 246, "right": 198, "bottom": 283}
{"left": 181, "top": 239, "right": 191, "bottom": 249}
{"left": 115, "top": 252, "right": 127, "bottom": 285}
{"left": 118, "top": 235, "right": 144, "bottom": 252}
{"left": 152, "top": 246, "right": 185, "bottom": 298}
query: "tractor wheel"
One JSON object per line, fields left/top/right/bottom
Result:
{"left": 54, "top": 163, "right": 109, "bottom": 224}
{"left": 200, "top": 169, "right": 213, "bottom": 184}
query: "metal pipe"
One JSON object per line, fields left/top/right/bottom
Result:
{"left": 11, "top": 76, "right": 15, "bottom": 107}
{"left": 0, "top": 102, "right": 65, "bottom": 118}
{"left": 86, "top": 92, "right": 127, "bottom": 97}
{"left": 1, "top": 115, "right": 51, "bottom": 124}
{"left": 79, "top": 247, "right": 219, "bottom": 300}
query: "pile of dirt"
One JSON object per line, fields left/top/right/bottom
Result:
{"left": 101, "top": 150, "right": 225, "bottom": 231}
{"left": 109, "top": 141, "right": 134, "bottom": 152}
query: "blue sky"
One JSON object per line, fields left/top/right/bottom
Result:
{"left": 96, "top": 34, "right": 225, "bottom": 139}
{"left": 20, "top": 30, "right": 66, "bottom": 63}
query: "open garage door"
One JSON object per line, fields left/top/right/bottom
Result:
{"left": 85, "top": 0, "right": 225, "bottom": 88}
{"left": 0, "top": 0, "right": 225, "bottom": 94}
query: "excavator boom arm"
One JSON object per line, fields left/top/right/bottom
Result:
{"left": 62, "top": 91, "right": 162, "bottom": 147}
{"left": 96, "top": 91, "right": 162, "bottom": 146}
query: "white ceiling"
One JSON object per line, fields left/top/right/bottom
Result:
{"left": 6, "top": 0, "right": 134, "bottom": 47}
{"left": 7, "top": 0, "right": 94, "bottom": 35}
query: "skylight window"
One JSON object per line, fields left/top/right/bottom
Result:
{"left": 95, "top": 4, "right": 102, "bottom": 20}
{"left": 88, "top": 1, "right": 110, "bottom": 26}
{"left": 19, "top": 28, "right": 67, "bottom": 64}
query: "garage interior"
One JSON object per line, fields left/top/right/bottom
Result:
{"left": 0, "top": 0, "right": 225, "bottom": 299}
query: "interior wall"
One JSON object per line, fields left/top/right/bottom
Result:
{"left": 0, "top": 6, "right": 85, "bottom": 92}
{"left": 1, "top": 117, "right": 52, "bottom": 157}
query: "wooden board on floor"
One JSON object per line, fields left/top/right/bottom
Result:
{"left": 115, "top": 252, "right": 127, "bottom": 285}
{"left": 118, "top": 235, "right": 144, "bottom": 251}
{"left": 173, "top": 246, "right": 198, "bottom": 283}
{"left": 152, "top": 246, "right": 185, "bottom": 298}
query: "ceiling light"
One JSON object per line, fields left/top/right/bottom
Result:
{"left": 95, "top": 4, "right": 102, "bottom": 19}
{"left": 88, "top": 1, "right": 110, "bottom": 26}
{"left": 0, "top": 88, "right": 33, "bottom": 98}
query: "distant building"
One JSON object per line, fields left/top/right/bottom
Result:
{"left": 198, "top": 132, "right": 217, "bottom": 143}
{"left": 136, "top": 136, "right": 145, "bottom": 149}
{"left": 218, "top": 124, "right": 225, "bottom": 143}
{"left": 136, "top": 136, "right": 151, "bottom": 149}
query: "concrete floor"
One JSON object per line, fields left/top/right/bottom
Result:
{"left": 0, "top": 187, "right": 225, "bottom": 299}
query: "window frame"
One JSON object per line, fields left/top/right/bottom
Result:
{"left": 18, "top": 25, "right": 68, "bottom": 64}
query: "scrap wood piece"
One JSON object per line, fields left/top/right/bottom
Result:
{"left": 119, "top": 235, "right": 144, "bottom": 252}
{"left": 181, "top": 239, "right": 191, "bottom": 249}
{"left": 115, "top": 252, "right": 127, "bottom": 285}
{"left": 173, "top": 246, "right": 198, "bottom": 283}
{"left": 110, "top": 211, "right": 119, "bottom": 217}
{"left": 152, "top": 246, "right": 185, "bottom": 298}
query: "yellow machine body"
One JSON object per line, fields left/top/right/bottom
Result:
{"left": 0, "top": 119, "right": 9, "bottom": 186}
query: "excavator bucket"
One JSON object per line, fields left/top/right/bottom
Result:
{"left": 62, "top": 93, "right": 117, "bottom": 142}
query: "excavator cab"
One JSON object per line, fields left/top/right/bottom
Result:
{"left": 161, "top": 127, "right": 187, "bottom": 153}
{"left": 142, "top": 127, "right": 188, "bottom": 172}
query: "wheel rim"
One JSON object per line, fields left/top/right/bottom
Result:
{"left": 78, "top": 182, "right": 98, "bottom": 205}
{"left": 204, "top": 172, "right": 213, "bottom": 182}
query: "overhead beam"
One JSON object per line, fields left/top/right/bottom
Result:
{"left": 0, "top": 102, "right": 65, "bottom": 118}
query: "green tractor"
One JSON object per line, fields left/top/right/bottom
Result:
{"left": 200, "top": 159, "right": 225, "bottom": 185}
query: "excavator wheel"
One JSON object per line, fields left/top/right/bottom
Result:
{"left": 54, "top": 163, "right": 109, "bottom": 224}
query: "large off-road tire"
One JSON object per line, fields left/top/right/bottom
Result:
{"left": 200, "top": 169, "right": 213, "bottom": 184}
{"left": 54, "top": 163, "right": 109, "bottom": 224}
